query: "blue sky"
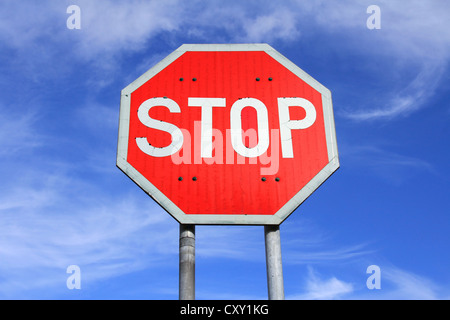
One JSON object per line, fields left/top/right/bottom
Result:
{"left": 0, "top": 0, "right": 449, "bottom": 300}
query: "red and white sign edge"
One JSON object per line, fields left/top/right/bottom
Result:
{"left": 116, "top": 43, "right": 339, "bottom": 225}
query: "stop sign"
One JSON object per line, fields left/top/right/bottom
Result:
{"left": 117, "top": 44, "right": 339, "bottom": 225}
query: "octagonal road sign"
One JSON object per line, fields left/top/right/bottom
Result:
{"left": 117, "top": 44, "right": 339, "bottom": 225}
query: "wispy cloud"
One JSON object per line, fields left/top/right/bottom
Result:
{"left": 281, "top": 220, "right": 373, "bottom": 265}
{"left": 360, "top": 264, "right": 450, "bottom": 300}
{"left": 343, "top": 145, "right": 434, "bottom": 170}
{"left": 381, "top": 266, "right": 442, "bottom": 300}
{"left": 340, "top": 144, "right": 436, "bottom": 185}
{"left": 0, "top": 86, "right": 178, "bottom": 298}
{"left": 0, "top": 107, "right": 43, "bottom": 156}
{"left": 286, "top": 244, "right": 373, "bottom": 265}
{"left": 73, "top": 0, "right": 182, "bottom": 60}
{"left": 2, "top": 1, "right": 447, "bottom": 122}
{"left": 331, "top": 1, "right": 450, "bottom": 121}
{"left": 0, "top": 161, "right": 178, "bottom": 298}
{"left": 288, "top": 264, "right": 450, "bottom": 300}
{"left": 342, "top": 60, "right": 447, "bottom": 121}
{"left": 288, "top": 267, "right": 354, "bottom": 300}
{"left": 239, "top": 7, "right": 301, "bottom": 42}
{"left": 0, "top": 0, "right": 448, "bottom": 300}
{"left": 196, "top": 226, "right": 264, "bottom": 261}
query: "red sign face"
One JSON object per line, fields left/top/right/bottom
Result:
{"left": 117, "top": 44, "right": 339, "bottom": 225}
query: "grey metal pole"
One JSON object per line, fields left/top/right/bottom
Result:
{"left": 264, "top": 225, "right": 285, "bottom": 300}
{"left": 179, "top": 224, "right": 195, "bottom": 300}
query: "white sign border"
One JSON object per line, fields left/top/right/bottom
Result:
{"left": 117, "top": 43, "right": 339, "bottom": 225}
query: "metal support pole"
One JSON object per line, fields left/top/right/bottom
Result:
{"left": 179, "top": 224, "right": 195, "bottom": 300}
{"left": 264, "top": 225, "right": 285, "bottom": 300}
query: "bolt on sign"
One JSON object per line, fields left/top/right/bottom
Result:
{"left": 117, "top": 44, "right": 339, "bottom": 225}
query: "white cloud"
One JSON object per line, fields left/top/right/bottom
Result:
{"left": 289, "top": 267, "right": 354, "bottom": 300}
{"left": 196, "top": 225, "right": 263, "bottom": 261}
{"left": 73, "top": 0, "right": 182, "bottom": 59}
{"left": 342, "top": 59, "right": 447, "bottom": 121}
{"left": 287, "top": 264, "right": 449, "bottom": 300}
{"left": 357, "top": 264, "right": 449, "bottom": 300}
{"left": 343, "top": 145, "right": 434, "bottom": 171}
{"left": 79, "top": 0, "right": 450, "bottom": 121}
{"left": 324, "top": 1, "right": 450, "bottom": 121}
{"left": 381, "top": 267, "right": 440, "bottom": 300}
{"left": 286, "top": 243, "right": 372, "bottom": 265}
{"left": 281, "top": 221, "right": 373, "bottom": 264}
{"left": 340, "top": 144, "right": 436, "bottom": 185}
{"left": 0, "top": 162, "right": 178, "bottom": 298}
{"left": 4, "top": 0, "right": 446, "bottom": 122}
{"left": 240, "top": 7, "right": 301, "bottom": 42}
{"left": 0, "top": 108, "right": 43, "bottom": 156}
{"left": 302, "top": 0, "right": 450, "bottom": 59}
